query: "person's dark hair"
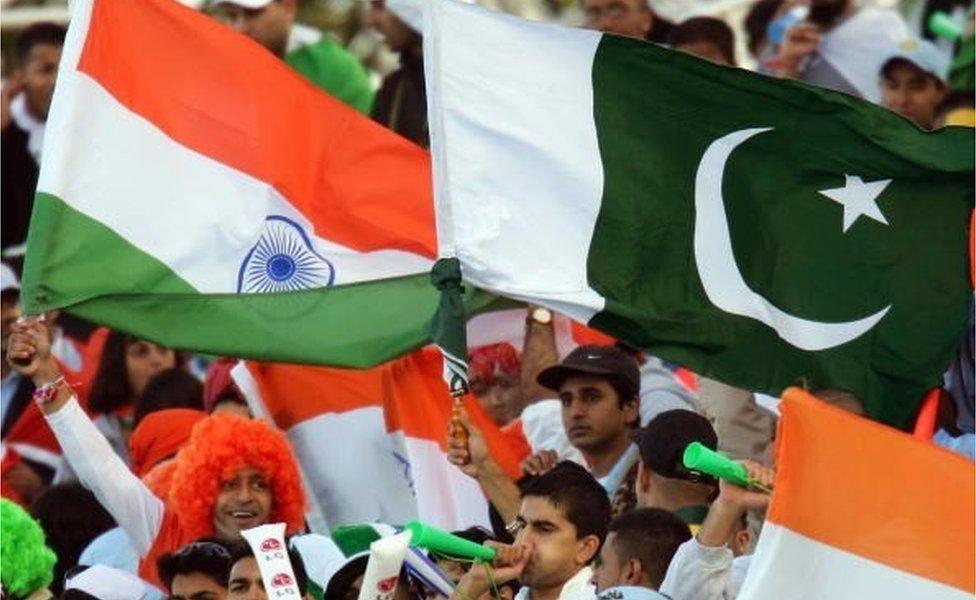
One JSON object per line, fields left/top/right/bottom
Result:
{"left": 936, "top": 90, "right": 975, "bottom": 120}
{"left": 226, "top": 539, "right": 309, "bottom": 596}
{"left": 452, "top": 526, "right": 494, "bottom": 547}
{"left": 88, "top": 331, "right": 138, "bottom": 414}
{"left": 521, "top": 461, "right": 612, "bottom": 547}
{"left": 646, "top": 8, "right": 675, "bottom": 44}
{"left": 134, "top": 368, "right": 204, "bottom": 426}
{"left": 744, "top": 0, "right": 783, "bottom": 57}
{"left": 1, "top": 288, "right": 19, "bottom": 305}
{"left": 89, "top": 331, "right": 184, "bottom": 414}
{"left": 609, "top": 378, "right": 640, "bottom": 417}
{"left": 158, "top": 538, "right": 232, "bottom": 591}
{"left": 15, "top": 22, "right": 67, "bottom": 64}
{"left": 667, "top": 16, "right": 737, "bottom": 66}
{"left": 605, "top": 508, "right": 691, "bottom": 589}
{"left": 30, "top": 483, "right": 115, "bottom": 595}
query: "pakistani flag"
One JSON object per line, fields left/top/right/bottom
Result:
{"left": 423, "top": 0, "right": 974, "bottom": 426}
{"left": 22, "top": 0, "right": 498, "bottom": 367}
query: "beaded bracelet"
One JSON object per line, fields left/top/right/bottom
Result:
{"left": 32, "top": 376, "right": 67, "bottom": 407}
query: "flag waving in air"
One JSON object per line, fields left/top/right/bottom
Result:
{"left": 21, "top": 0, "right": 496, "bottom": 367}
{"left": 422, "top": 0, "right": 974, "bottom": 425}
{"left": 738, "top": 388, "right": 974, "bottom": 599}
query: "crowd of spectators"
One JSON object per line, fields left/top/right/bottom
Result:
{"left": 0, "top": 0, "right": 973, "bottom": 598}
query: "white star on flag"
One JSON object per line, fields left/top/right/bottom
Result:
{"left": 818, "top": 175, "right": 892, "bottom": 233}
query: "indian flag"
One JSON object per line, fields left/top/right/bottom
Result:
{"left": 738, "top": 388, "right": 974, "bottom": 599}
{"left": 233, "top": 347, "right": 528, "bottom": 531}
{"left": 422, "top": 0, "right": 974, "bottom": 426}
{"left": 21, "top": 0, "right": 498, "bottom": 367}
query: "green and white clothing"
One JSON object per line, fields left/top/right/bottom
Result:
{"left": 286, "top": 24, "right": 374, "bottom": 115}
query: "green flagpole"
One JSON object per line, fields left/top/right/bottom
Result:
{"left": 431, "top": 257, "right": 470, "bottom": 398}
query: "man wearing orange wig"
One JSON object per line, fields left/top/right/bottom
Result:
{"left": 7, "top": 320, "right": 307, "bottom": 589}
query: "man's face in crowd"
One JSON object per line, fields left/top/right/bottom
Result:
{"left": 170, "top": 572, "right": 227, "bottom": 600}
{"left": 1, "top": 292, "right": 21, "bottom": 356}
{"left": 559, "top": 375, "right": 637, "bottom": 454}
{"left": 215, "top": 0, "right": 296, "bottom": 58}
{"left": 125, "top": 339, "right": 177, "bottom": 399}
{"left": 228, "top": 557, "right": 267, "bottom": 600}
{"left": 583, "top": 0, "right": 652, "bottom": 39}
{"left": 22, "top": 43, "right": 62, "bottom": 121}
{"left": 472, "top": 372, "right": 522, "bottom": 426}
{"left": 366, "top": 0, "right": 421, "bottom": 54}
{"left": 514, "top": 496, "right": 598, "bottom": 592}
{"left": 212, "top": 467, "right": 273, "bottom": 538}
{"left": 881, "top": 62, "right": 947, "bottom": 130}
{"left": 591, "top": 532, "right": 624, "bottom": 593}
{"left": 674, "top": 41, "right": 731, "bottom": 66}
{"left": 729, "top": 516, "right": 752, "bottom": 557}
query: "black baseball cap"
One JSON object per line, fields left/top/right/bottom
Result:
{"left": 631, "top": 409, "right": 718, "bottom": 484}
{"left": 536, "top": 345, "right": 640, "bottom": 398}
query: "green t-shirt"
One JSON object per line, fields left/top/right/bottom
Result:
{"left": 286, "top": 37, "right": 374, "bottom": 115}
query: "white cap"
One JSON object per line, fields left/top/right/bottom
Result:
{"left": 1, "top": 263, "right": 20, "bottom": 294}
{"left": 882, "top": 38, "right": 951, "bottom": 83}
{"left": 64, "top": 565, "right": 151, "bottom": 600}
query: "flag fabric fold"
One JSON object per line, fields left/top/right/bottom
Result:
{"left": 422, "top": 0, "right": 974, "bottom": 425}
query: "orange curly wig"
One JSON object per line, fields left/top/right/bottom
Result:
{"left": 142, "top": 457, "right": 177, "bottom": 499}
{"left": 169, "top": 413, "right": 306, "bottom": 540}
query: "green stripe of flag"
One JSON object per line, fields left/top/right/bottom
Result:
{"left": 23, "top": 193, "right": 507, "bottom": 367}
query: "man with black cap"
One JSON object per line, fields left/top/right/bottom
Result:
{"left": 449, "top": 345, "right": 641, "bottom": 525}
{"left": 535, "top": 345, "right": 642, "bottom": 491}
{"left": 631, "top": 409, "right": 720, "bottom": 531}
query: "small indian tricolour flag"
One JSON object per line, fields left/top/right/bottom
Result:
{"left": 22, "top": 0, "right": 497, "bottom": 367}
{"left": 421, "top": 0, "right": 973, "bottom": 426}
{"left": 738, "top": 388, "right": 974, "bottom": 599}
{"left": 233, "top": 347, "right": 528, "bottom": 531}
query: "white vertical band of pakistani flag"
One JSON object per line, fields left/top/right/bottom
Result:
{"left": 423, "top": 0, "right": 607, "bottom": 324}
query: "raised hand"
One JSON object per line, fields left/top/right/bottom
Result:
{"left": 6, "top": 317, "right": 56, "bottom": 382}
{"left": 718, "top": 460, "right": 775, "bottom": 511}
{"left": 451, "top": 541, "right": 533, "bottom": 600}
{"left": 520, "top": 449, "right": 558, "bottom": 477}
{"left": 447, "top": 406, "right": 491, "bottom": 479}
{"left": 775, "top": 23, "right": 821, "bottom": 78}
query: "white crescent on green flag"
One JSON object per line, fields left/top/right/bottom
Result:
{"left": 422, "top": 0, "right": 974, "bottom": 426}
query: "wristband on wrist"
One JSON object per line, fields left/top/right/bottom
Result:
{"left": 505, "top": 516, "right": 525, "bottom": 536}
{"left": 32, "top": 376, "right": 68, "bottom": 407}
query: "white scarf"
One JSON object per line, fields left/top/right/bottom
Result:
{"left": 10, "top": 92, "right": 45, "bottom": 163}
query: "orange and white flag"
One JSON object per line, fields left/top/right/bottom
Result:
{"left": 739, "top": 388, "right": 974, "bottom": 599}
{"left": 234, "top": 348, "right": 528, "bottom": 532}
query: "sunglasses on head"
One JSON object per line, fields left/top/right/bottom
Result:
{"left": 175, "top": 541, "right": 232, "bottom": 560}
